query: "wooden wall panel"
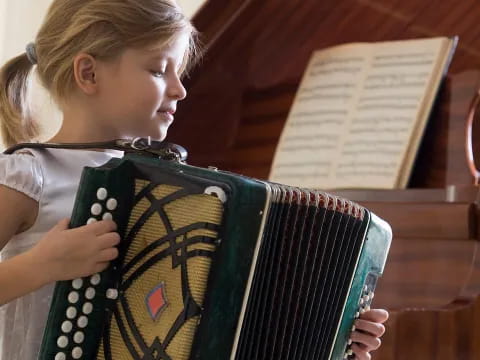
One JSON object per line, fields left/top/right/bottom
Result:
{"left": 169, "top": 1, "right": 480, "bottom": 358}
{"left": 170, "top": 0, "right": 480, "bottom": 188}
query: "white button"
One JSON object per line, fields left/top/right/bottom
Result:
{"left": 106, "top": 288, "right": 118, "bottom": 300}
{"left": 74, "top": 331, "right": 85, "bottom": 344}
{"left": 61, "top": 321, "right": 73, "bottom": 333}
{"left": 72, "top": 347, "right": 83, "bottom": 359}
{"left": 68, "top": 291, "right": 79, "bottom": 304}
{"left": 204, "top": 186, "right": 227, "bottom": 203}
{"left": 66, "top": 307, "right": 77, "bottom": 319}
{"left": 90, "top": 274, "right": 101, "bottom": 286}
{"left": 77, "top": 315, "right": 88, "bottom": 328}
{"left": 363, "top": 295, "right": 370, "bottom": 302}
{"left": 82, "top": 302, "right": 93, "bottom": 315}
{"left": 55, "top": 353, "right": 66, "bottom": 360}
{"left": 87, "top": 217, "right": 97, "bottom": 225}
{"left": 347, "top": 349, "right": 353, "bottom": 356}
{"left": 97, "top": 188, "right": 108, "bottom": 200}
{"left": 369, "top": 291, "right": 375, "bottom": 299}
{"left": 365, "top": 305, "right": 371, "bottom": 312}
{"left": 344, "top": 353, "right": 349, "bottom": 359}
{"left": 102, "top": 212, "right": 113, "bottom": 221}
{"left": 106, "top": 198, "right": 118, "bottom": 211}
{"left": 363, "top": 285, "right": 368, "bottom": 292}
{"left": 348, "top": 338, "right": 353, "bottom": 345}
{"left": 359, "top": 298, "right": 364, "bottom": 305}
{"left": 85, "top": 287, "right": 96, "bottom": 300}
{"left": 72, "top": 279, "right": 83, "bottom": 290}
{"left": 91, "top": 203, "right": 102, "bottom": 216}
{"left": 57, "top": 335, "right": 68, "bottom": 348}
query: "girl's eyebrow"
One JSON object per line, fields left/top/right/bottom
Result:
{"left": 149, "top": 54, "right": 167, "bottom": 61}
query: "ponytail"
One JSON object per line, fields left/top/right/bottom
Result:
{"left": 0, "top": 53, "right": 39, "bottom": 147}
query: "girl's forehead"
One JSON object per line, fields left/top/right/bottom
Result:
{"left": 145, "top": 33, "right": 190, "bottom": 57}
{"left": 117, "top": 34, "right": 189, "bottom": 68}
{"left": 120, "top": 46, "right": 172, "bottom": 64}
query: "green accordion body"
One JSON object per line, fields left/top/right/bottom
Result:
{"left": 39, "top": 153, "right": 392, "bottom": 360}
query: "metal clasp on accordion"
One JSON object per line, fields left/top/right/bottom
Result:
{"left": 115, "top": 137, "right": 188, "bottom": 163}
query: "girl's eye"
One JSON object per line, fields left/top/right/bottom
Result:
{"left": 151, "top": 70, "right": 166, "bottom": 77}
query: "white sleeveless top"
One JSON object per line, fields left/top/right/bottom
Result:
{"left": 0, "top": 148, "right": 121, "bottom": 360}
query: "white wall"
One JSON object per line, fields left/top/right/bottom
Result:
{"left": 0, "top": 0, "right": 53, "bottom": 64}
{"left": 0, "top": 0, "right": 6, "bottom": 64}
{"left": 0, "top": 0, "right": 206, "bottom": 63}
{"left": 0, "top": 0, "right": 206, "bottom": 149}
{"left": 177, "top": 0, "right": 206, "bottom": 18}
{"left": 0, "top": 0, "right": 64, "bottom": 149}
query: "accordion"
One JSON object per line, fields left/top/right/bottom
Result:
{"left": 38, "top": 144, "right": 392, "bottom": 360}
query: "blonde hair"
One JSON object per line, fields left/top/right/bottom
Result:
{"left": 0, "top": 0, "right": 201, "bottom": 147}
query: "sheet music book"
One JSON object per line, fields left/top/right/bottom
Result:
{"left": 269, "top": 37, "right": 458, "bottom": 189}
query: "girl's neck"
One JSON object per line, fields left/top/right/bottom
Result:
{"left": 48, "top": 105, "right": 120, "bottom": 144}
{"left": 47, "top": 130, "right": 118, "bottom": 144}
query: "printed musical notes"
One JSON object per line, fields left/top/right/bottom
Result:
{"left": 270, "top": 37, "right": 457, "bottom": 189}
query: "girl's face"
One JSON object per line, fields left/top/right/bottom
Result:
{"left": 93, "top": 33, "right": 189, "bottom": 141}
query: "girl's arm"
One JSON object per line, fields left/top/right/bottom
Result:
{"left": 0, "top": 249, "right": 51, "bottom": 305}
{"left": 0, "top": 185, "right": 121, "bottom": 306}
{"left": 0, "top": 185, "right": 38, "bottom": 250}
{"left": 0, "top": 185, "right": 45, "bottom": 305}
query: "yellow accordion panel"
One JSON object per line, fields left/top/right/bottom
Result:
{"left": 97, "top": 179, "right": 224, "bottom": 360}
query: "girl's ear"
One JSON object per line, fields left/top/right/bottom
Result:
{"left": 73, "top": 53, "right": 98, "bottom": 95}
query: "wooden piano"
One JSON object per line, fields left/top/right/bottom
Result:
{"left": 170, "top": 1, "right": 480, "bottom": 358}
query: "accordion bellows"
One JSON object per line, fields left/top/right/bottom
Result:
{"left": 39, "top": 154, "right": 391, "bottom": 360}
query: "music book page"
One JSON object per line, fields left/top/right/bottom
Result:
{"left": 269, "top": 37, "right": 456, "bottom": 189}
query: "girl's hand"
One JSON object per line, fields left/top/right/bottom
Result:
{"left": 31, "top": 218, "right": 120, "bottom": 282}
{"left": 350, "top": 308, "right": 389, "bottom": 360}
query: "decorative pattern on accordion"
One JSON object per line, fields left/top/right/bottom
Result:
{"left": 39, "top": 157, "right": 391, "bottom": 360}
{"left": 96, "top": 179, "right": 224, "bottom": 360}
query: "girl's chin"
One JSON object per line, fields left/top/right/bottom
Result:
{"left": 151, "top": 129, "right": 169, "bottom": 142}
{"left": 124, "top": 129, "right": 167, "bottom": 142}
{"left": 155, "top": 125, "right": 170, "bottom": 141}
{"left": 124, "top": 119, "right": 172, "bottom": 141}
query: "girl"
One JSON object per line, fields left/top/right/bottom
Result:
{"left": 0, "top": 1, "right": 388, "bottom": 359}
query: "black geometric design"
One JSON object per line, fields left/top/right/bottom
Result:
{"left": 101, "top": 183, "right": 219, "bottom": 360}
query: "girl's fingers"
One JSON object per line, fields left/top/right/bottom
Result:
{"left": 354, "top": 319, "right": 386, "bottom": 337}
{"left": 97, "top": 247, "right": 119, "bottom": 262}
{"left": 84, "top": 219, "right": 117, "bottom": 235}
{"left": 351, "top": 343, "right": 371, "bottom": 360}
{"left": 94, "top": 262, "right": 110, "bottom": 274}
{"left": 359, "top": 309, "right": 389, "bottom": 323}
{"left": 97, "top": 232, "right": 121, "bottom": 248}
{"left": 351, "top": 330, "right": 382, "bottom": 352}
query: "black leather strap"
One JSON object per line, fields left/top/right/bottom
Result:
{"left": 3, "top": 138, "right": 188, "bottom": 162}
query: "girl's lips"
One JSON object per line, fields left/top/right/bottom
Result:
{"left": 158, "top": 111, "right": 174, "bottom": 122}
{"left": 158, "top": 107, "right": 176, "bottom": 115}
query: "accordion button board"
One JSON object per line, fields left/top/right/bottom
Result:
{"left": 38, "top": 155, "right": 392, "bottom": 360}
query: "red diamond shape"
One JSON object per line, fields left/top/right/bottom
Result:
{"left": 146, "top": 282, "right": 168, "bottom": 320}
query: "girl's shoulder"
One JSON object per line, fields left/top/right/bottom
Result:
{"left": 0, "top": 151, "right": 43, "bottom": 202}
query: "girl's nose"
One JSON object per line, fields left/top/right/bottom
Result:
{"left": 168, "top": 75, "right": 187, "bottom": 100}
